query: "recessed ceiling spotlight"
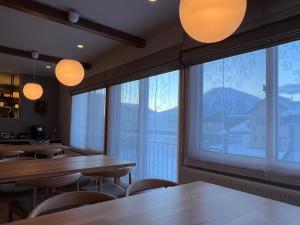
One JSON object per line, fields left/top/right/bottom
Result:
{"left": 76, "top": 44, "right": 85, "bottom": 49}
{"left": 45, "top": 65, "right": 51, "bottom": 69}
{"left": 148, "top": 0, "right": 157, "bottom": 3}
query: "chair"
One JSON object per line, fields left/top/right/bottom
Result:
{"left": 125, "top": 179, "right": 178, "bottom": 196}
{"left": 82, "top": 167, "right": 131, "bottom": 197}
{"left": 28, "top": 191, "right": 117, "bottom": 218}
{"left": 16, "top": 173, "right": 82, "bottom": 208}
{"left": 33, "top": 149, "right": 63, "bottom": 158}
{"left": 0, "top": 150, "right": 24, "bottom": 159}
{"left": 0, "top": 183, "right": 32, "bottom": 222}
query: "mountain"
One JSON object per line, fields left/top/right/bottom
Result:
{"left": 279, "top": 84, "right": 300, "bottom": 94}
{"left": 203, "top": 87, "right": 261, "bottom": 117}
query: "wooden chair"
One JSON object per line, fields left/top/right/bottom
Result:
{"left": 82, "top": 167, "right": 131, "bottom": 197}
{"left": 0, "top": 182, "right": 33, "bottom": 222}
{"left": 33, "top": 149, "right": 63, "bottom": 158}
{"left": 125, "top": 179, "right": 178, "bottom": 196}
{"left": 0, "top": 150, "right": 24, "bottom": 159}
{"left": 28, "top": 191, "right": 117, "bottom": 218}
{"left": 85, "top": 167, "right": 131, "bottom": 191}
{"left": 16, "top": 173, "right": 82, "bottom": 210}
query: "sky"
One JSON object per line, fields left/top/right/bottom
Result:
{"left": 121, "top": 71, "right": 179, "bottom": 112}
{"left": 202, "top": 39, "right": 300, "bottom": 101}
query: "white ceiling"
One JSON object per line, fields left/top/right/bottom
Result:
{"left": 0, "top": 0, "right": 180, "bottom": 77}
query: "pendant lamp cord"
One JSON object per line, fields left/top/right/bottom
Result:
{"left": 69, "top": 22, "right": 74, "bottom": 59}
{"left": 33, "top": 60, "right": 36, "bottom": 83}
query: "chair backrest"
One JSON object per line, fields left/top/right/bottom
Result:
{"left": 85, "top": 167, "right": 131, "bottom": 178}
{"left": 0, "top": 157, "right": 34, "bottom": 162}
{"left": 52, "top": 154, "right": 70, "bottom": 159}
{"left": 17, "top": 173, "right": 82, "bottom": 189}
{"left": 0, "top": 150, "right": 24, "bottom": 158}
{"left": 28, "top": 191, "right": 117, "bottom": 218}
{"left": 33, "top": 149, "right": 63, "bottom": 158}
{"left": 126, "top": 179, "right": 178, "bottom": 196}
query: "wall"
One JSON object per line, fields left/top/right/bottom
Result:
{"left": 90, "top": 22, "right": 183, "bottom": 76}
{"left": 57, "top": 84, "right": 71, "bottom": 145}
{"left": 0, "top": 74, "right": 59, "bottom": 137}
{"left": 179, "top": 166, "right": 300, "bottom": 206}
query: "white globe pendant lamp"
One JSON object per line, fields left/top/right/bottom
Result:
{"left": 23, "top": 51, "right": 43, "bottom": 101}
{"left": 23, "top": 83, "right": 43, "bottom": 101}
{"left": 55, "top": 59, "right": 84, "bottom": 86}
{"left": 179, "top": 0, "right": 247, "bottom": 43}
{"left": 55, "top": 11, "right": 84, "bottom": 86}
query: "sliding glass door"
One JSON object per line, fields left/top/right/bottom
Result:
{"left": 108, "top": 71, "right": 179, "bottom": 181}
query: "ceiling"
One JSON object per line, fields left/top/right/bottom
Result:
{"left": 0, "top": 0, "right": 180, "bottom": 77}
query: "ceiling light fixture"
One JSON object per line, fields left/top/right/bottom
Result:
{"left": 179, "top": 0, "right": 247, "bottom": 43}
{"left": 55, "top": 11, "right": 84, "bottom": 86}
{"left": 76, "top": 44, "right": 85, "bottom": 49}
{"left": 148, "top": 0, "right": 157, "bottom": 3}
{"left": 23, "top": 51, "right": 43, "bottom": 101}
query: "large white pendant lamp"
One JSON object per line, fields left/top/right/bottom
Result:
{"left": 55, "top": 59, "right": 84, "bottom": 86}
{"left": 55, "top": 11, "right": 84, "bottom": 86}
{"left": 179, "top": 0, "right": 247, "bottom": 43}
{"left": 23, "top": 51, "right": 43, "bottom": 101}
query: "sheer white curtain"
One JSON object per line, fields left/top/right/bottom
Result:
{"left": 186, "top": 39, "right": 300, "bottom": 186}
{"left": 70, "top": 89, "right": 106, "bottom": 153}
{"left": 186, "top": 49, "right": 267, "bottom": 171}
{"left": 108, "top": 71, "right": 179, "bottom": 181}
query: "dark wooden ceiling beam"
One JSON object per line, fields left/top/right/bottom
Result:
{"left": 0, "top": 45, "right": 92, "bottom": 70}
{"left": 0, "top": 0, "right": 146, "bottom": 48}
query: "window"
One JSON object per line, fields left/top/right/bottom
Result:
{"left": 187, "top": 49, "right": 266, "bottom": 169}
{"left": 277, "top": 41, "right": 300, "bottom": 164}
{"left": 70, "top": 89, "right": 106, "bottom": 153}
{"left": 108, "top": 71, "right": 179, "bottom": 181}
{"left": 186, "top": 39, "right": 300, "bottom": 185}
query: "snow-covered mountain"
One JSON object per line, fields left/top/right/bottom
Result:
{"left": 203, "top": 87, "right": 261, "bottom": 117}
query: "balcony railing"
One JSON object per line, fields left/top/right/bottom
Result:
{"left": 119, "top": 130, "right": 178, "bottom": 181}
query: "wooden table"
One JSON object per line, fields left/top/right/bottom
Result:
{"left": 0, "top": 143, "right": 71, "bottom": 153}
{"left": 4, "top": 181, "right": 300, "bottom": 225}
{"left": 0, "top": 155, "right": 135, "bottom": 183}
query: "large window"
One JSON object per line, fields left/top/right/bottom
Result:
{"left": 108, "top": 71, "right": 179, "bottom": 181}
{"left": 70, "top": 89, "right": 106, "bottom": 153}
{"left": 277, "top": 41, "right": 300, "bottom": 164}
{"left": 186, "top": 40, "right": 300, "bottom": 185}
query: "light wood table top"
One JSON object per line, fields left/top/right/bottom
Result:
{"left": 0, "top": 143, "right": 71, "bottom": 152}
{"left": 4, "top": 181, "right": 300, "bottom": 225}
{"left": 0, "top": 155, "right": 135, "bottom": 183}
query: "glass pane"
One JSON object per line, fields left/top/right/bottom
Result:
{"left": 147, "top": 71, "right": 179, "bottom": 181}
{"left": 70, "top": 89, "right": 106, "bottom": 152}
{"left": 278, "top": 40, "right": 300, "bottom": 163}
{"left": 120, "top": 81, "right": 139, "bottom": 164}
{"left": 108, "top": 71, "right": 179, "bottom": 182}
{"left": 202, "top": 49, "right": 266, "bottom": 158}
